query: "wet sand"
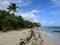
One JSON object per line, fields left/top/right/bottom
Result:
{"left": 41, "top": 31, "right": 60, "bottom": 45}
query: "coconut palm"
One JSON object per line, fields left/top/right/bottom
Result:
{"left": 7, "top": 3, "right": 18, "bottom": 14}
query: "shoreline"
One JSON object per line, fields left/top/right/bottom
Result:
{"left": 0, "top": 28, "right": 60, "bottom": 45}
{"left": 41, "top": 31, "right": 60, "bottom": 45}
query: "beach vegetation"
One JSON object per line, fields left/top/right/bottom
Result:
{"left": 0, "top": 3, "right": 41, "bottom": 32}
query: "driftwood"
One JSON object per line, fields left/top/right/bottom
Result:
{"left": 19, "top": 30, "right": 35, "bottom": 45}
{"left": 19, "top": 29, "right": 43, "bottom": 45}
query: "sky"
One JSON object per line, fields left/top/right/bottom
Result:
{"left": 0, "top": 0, "right": 60, "bottom": 26}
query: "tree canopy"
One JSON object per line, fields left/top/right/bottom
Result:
{"left": 7, "top": 3, "right": 18, "bottom": 14}
{"left": 0, "top": 3, "right": 41, "bottom": 32}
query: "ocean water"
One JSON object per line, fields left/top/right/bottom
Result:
{"left": 41, "top": 26, "right": 60, "bottom": 33}
{"left": 41, "top": 26, "right": 60, "bottom": 45}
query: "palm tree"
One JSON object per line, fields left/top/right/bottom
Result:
{"left": 7, "top": 3, "right": 18, "bottom": 14}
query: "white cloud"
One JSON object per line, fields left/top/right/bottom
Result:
{"left": 0, "top": 0, "right": 31, "bottom": 10}
{"left": 32, "top": 9, "right": 39, "bottom": 13}
{"left": 8, "top": 0, "right": 31, "bottom": 7}
{"left": 51, "top": 0, "right": 60, "bottom": 6}
{"left": 20, "top": 9, "right": 40, "bottom": 22}
{"left": 0, "top": 0, "right": 10, "bottom": 10}
{"left": 41, "top": 21, "right": 56, "bottom": 26}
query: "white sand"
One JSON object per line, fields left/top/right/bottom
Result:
{"left": 0, "top": 29, "right": 31, "bottom": 45}
{"left": 0, "top": 29, "right": 59, "bottom": 45}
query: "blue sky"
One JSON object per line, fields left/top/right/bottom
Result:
{"left": 0, "top": 0, "right": 60, "bottom": 26}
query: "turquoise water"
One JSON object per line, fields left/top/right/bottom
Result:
{"left": 41, "top": 26, "right": 60, "bottom": 33}
{"left": 41, "top": 26, "right": 60, "bottom": 45}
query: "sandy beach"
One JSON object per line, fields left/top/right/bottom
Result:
{"left": 41, "top": 32, "right": 57, "bottom": 45}
{"left": 0, "top": 29, "right": 32, "bottom": 45}
{"left": 0, "top": 29, "right": 59, "bottom": 45}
